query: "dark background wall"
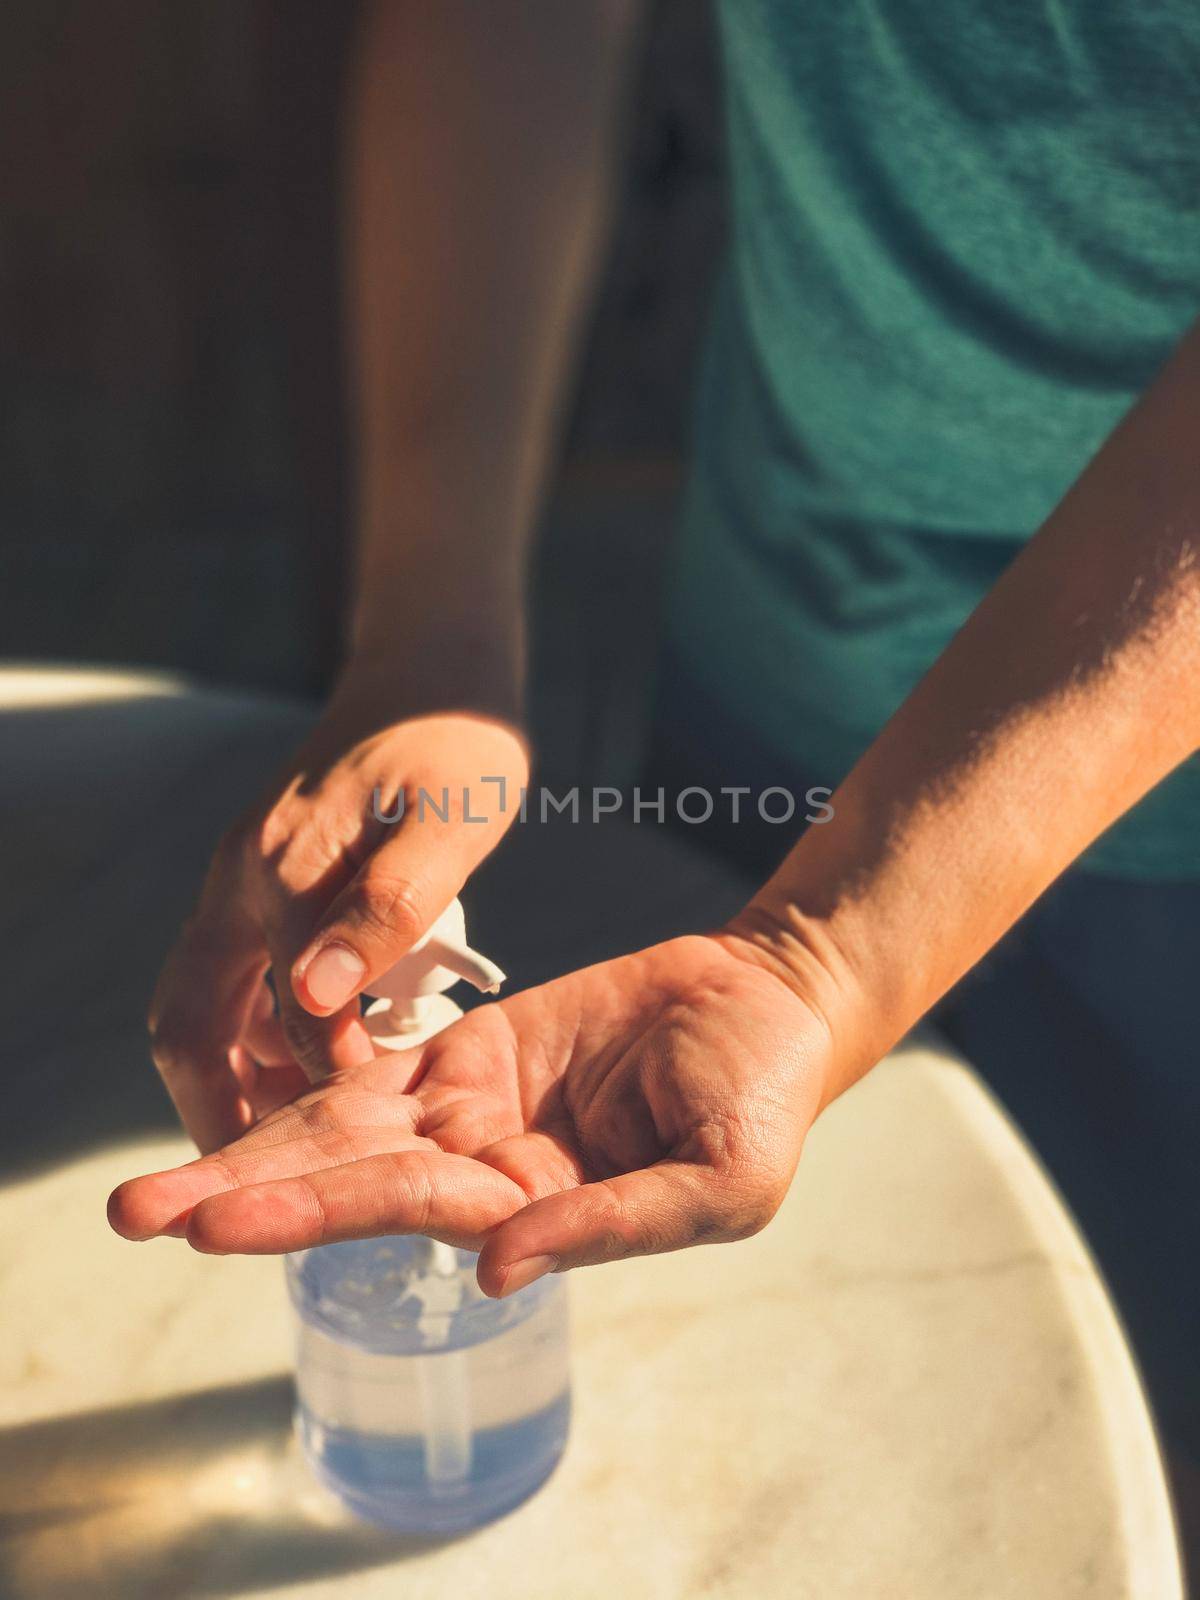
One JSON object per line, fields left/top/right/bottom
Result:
{"left": 1, "top": 0, "right": 726, "bottom": 712}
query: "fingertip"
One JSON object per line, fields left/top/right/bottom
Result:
{"left": 476, "top": 1259, "right": 504, "bottom": 1299}
{"left": 107, "top": 1178, "right": 192, "bottom": 1242}
{"left": 185, "top": 1200, "right": 229, "bottom": 1254}
{"left": 475, "top": 1226, "right": 508, "bottom": 1297}
{"left": 327, "top": 1012, "right": 377, "bottom": 1071}
{"left": 106, "top": 1181, "right": 146, "bottom": 1241}
{"left": 477, "top": 1225, "right": 561, "bottom": 1299}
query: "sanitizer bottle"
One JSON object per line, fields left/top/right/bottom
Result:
{"left": 286, "top": 900, "right": 571, "bottom": 1533}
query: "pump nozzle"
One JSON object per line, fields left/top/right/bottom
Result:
{"left": 421, "top": 936, "right": 505, "bottom": 995}
{"left": 366, "top": 897, "right": 505, "bottom": 1004}
{"left": 362, "top": 898, "right": 505, "bottom": 1046}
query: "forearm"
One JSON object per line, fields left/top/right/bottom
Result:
{"left": 344, "top": 0, "right": 640, "bottom": 718}
{"left": 738, "top": 317, "right": 1200, "bottom": 1098}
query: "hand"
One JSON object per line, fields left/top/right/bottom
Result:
{"left": 113, "top": 933, "right": 835, "bottom": 1294}
{"left": 147, "top": 668, "right": 529, "bottom": 1155}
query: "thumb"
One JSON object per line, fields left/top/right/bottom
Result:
{"left": 288, "top": 823, "right": 483, "bottom": 1016}
{"left": 475, "top": 1160, "right": 782, "bottom": 1298}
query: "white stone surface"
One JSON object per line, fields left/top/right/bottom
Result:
{"left": 0, "top": 666, "right": 1183, "bottom": 1598}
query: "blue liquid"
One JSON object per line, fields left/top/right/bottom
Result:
{"left": 287, "top": 1239, "right": 571, "bottom": 1533}
{"left": 296, "top": 1393, "right": 572, "bottom": 1533}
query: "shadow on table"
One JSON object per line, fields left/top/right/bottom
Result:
{"left": 0, "top": 1373, "right": 453, "bottom": 1600}
{"left": 1, "top": 690, "right": 313, "bottom": 1185}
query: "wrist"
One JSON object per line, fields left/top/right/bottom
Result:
{"left": 717, "top": 897, "right": 886, "bottom": 1109}
{"left": 337, "top": 632, "right": 527, "bottom": 731}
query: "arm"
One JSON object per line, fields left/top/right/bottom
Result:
{"left": 147, "top": 2, "right": 641, "bottom": 1150}
{"left": 737, "top": 315, "right": 1200, "bottom": 1098}
{"left": 345, "top": 0, "right": 641, "bottom": 717}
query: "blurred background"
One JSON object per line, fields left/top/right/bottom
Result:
{"left": 2, "top": 0, "right": 722, "bottom": 785}
{"left": 1, "top": 6, "right": 1195, "bottom": 1591}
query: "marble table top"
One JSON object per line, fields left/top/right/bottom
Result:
{"left": 0, "top": 665, "right": 1183, "bottom": 1598}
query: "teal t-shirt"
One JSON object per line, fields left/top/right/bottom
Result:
{"left": 667, "top": 0, "right": 1200, "bottom": 878}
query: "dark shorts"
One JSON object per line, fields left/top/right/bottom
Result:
{"left": 646, "top": 649, "right": 1200, "bottom": 1459}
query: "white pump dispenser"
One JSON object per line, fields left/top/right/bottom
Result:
{"left": 287, "top": 895, "right": 571, "bottom": 1529}
{"left": 361, "top": 897, "right": 506, "bottom": 1052}
{"left": 313, "top": 897, "right": 508, "bottom": 1490}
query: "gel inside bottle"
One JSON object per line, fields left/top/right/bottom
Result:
{"left": 287, "top": 901, "right": 571, "bottom": 1533}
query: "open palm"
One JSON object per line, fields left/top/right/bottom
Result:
{"left": 110, "top": 935, "right": 832, "bottom": 1295}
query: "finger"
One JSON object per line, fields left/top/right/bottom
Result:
{"left": 229, "top": 1044, "right": 309, "bottom": 1123}
{"left": 236, "top": 810, "right": 380, "bottom": 1083}
{"left": 108, "top": 1116, "right": 431, "bottom": 1241}
{"left": 149, "top": 917, "right": 266, "bottom": 1154}
{"left": 183, "top": 1151, "right": 529, "bottom": 1254}
{"left": 476, "top": 1161, "right": 780, "bottom": 1297}
{"left": 109, "top": 1073, "right": 427, "bottom": 1237}
{"left": 290, "top": 817, "right": 497, "bottom": 1016}
{"left": 242, "top": 982, "right": 294, "bottom": 1069}
{"left": 261, "top": 902, "right": 376, "bottom": 1084}
{"left": 274, "top": 983, "right": 376, "bottom": 1085}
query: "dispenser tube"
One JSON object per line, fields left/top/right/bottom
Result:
{"left": 417, "top": 1241, "right": 474, "bottom": 1491}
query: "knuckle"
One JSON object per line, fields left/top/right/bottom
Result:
{"left": 582, "top": 1180, "right": 646, "bottom": 1257}
{"left": 350, "top": 872, "right": 426, "bottom": 947}
{"left": 389, "top": 1155, "right": 435, "bottom": 1235}
{"left": 254, "top": 810, "right": 327, "bottom": 884}
{"left": 251, "top": 804, "right": 293, "bottom": 866}
{"left": 298, "top": 1175, "right": 332, "bottom": 1246}
{"left": 331, "top": 1150, "right": 431, "bottom": 1235}
{"left": 258, "top": 810, "right": 361, "bottom": 900}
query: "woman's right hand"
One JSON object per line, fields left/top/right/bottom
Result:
{"left": 147, "top": 669, "right": 529, "bottom": 1154}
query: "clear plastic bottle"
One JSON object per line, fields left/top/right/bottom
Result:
{"left": 286, "top": 899, "right": 571, "bottom": 1532}
{"left": 288, "top": 1237, "right": 571, "bottom": 1532}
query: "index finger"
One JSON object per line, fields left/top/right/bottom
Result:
{"left": 187, "top": 1150, "right": 529, "bottom": 1254}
